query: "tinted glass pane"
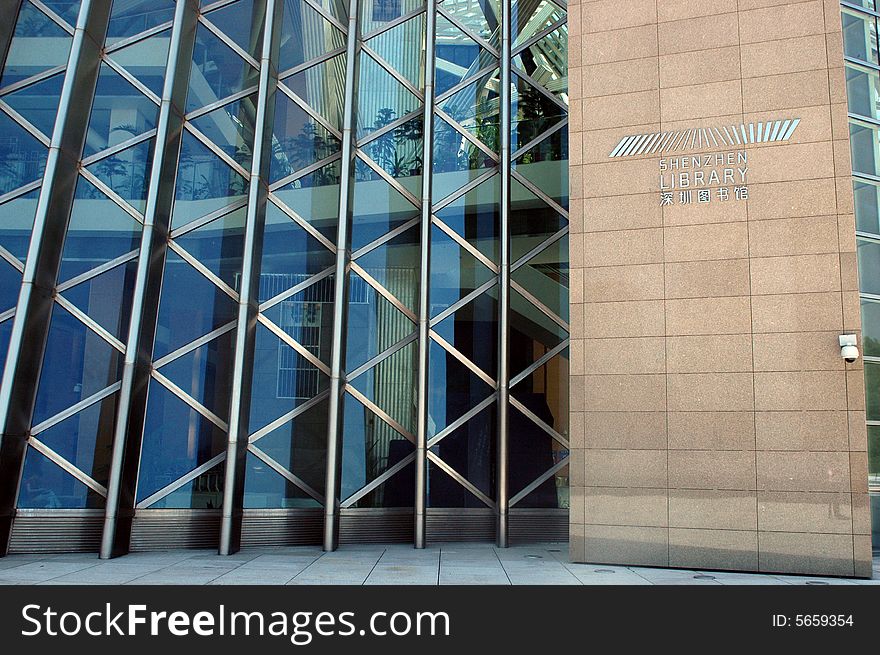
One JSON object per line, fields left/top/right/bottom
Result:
{"left": 434, "top": 173, "right": 499, "bottom": 262}
{"left": 281, "top": 53, "right": 346, "bottom": 129}
{"left": 367, "top": 13, "right": 426, "bottom": 88}
{"left": 186, "top": 22, "right": 258, "bottom": 113}
{"left": 243, "top": 451, "right": 321, "bottom": 508}
{"left": 259, "top": 203, "right": 335, "bottom": 294}
{"left": 349, "top": 341, "right": 418, "bottom": 434}
{"left": 0, "top": 260, "right": 22, "bottom": 314}
{"left": 862, "top": 298, "right": 880, "bottom": 357}
{"left": 146, "top": 462, "right": 225, "bottom": 509}
{"left": 174, "top": 206, "right": 247, "bottom": 291}
{"left": 360, "top": 0, "right": 424, "bottom": 35}
{"left": 3, "top": 72, "right": 64, "bottom": 138}
{"left": 0, "top": 188, "right": 38, "bottom": 263}
{"left": 18, "top": 448, "right": 103, "bottom": 509}
{"left": 513, "top": 128, "right": 568, "bottom": 209}
{"left": 1, "top": 2, "right": 72, "bottom": 87}
{"left": 270, "top": 93, "right": 341, "bottom": 183}
{"left": 511, "top": 235, "right": 568, "bottom": 322}
{"left": 278, "top": 0, "right": 345, "bottom": 71}
{"left": 851, "top": 120, "right": 880, "bottom": 177}
{"left": 511, "top": 74, "right": 566, "bottom": 152}
{"left": 360, "top": 116, "right": 423, "bottom": 199}
{"left": 435, "top": 14, "right": 497, "bottom": 96}
{"left": 510, "top": 348, "right": 569, "bottom": 438}
{"left": 356, "top": 53, "right": 420, "bottom": 140}
{"left": 854, "top": 178, "right": 880, "bottom": 235}
{"left": 190, "top": 94, "right": 257, "bottom": 167}
{"left": 508, "top": 405, "right": 568, "bottom": 508}
{"left": 350, "top": 164, "right": 418, "bottom": 251}
{"left": 204, "top": 0, "right": 264, "bottom": 58}
{"left": 107, "top": 0, "right": 175, "bottom": 44}
{"left": 272, "top": 161, "right": 341, "bottom": 244}
{"left": 106, "top": 28, "right": 172, "bottom": 98}
{"left": 345, "top": 272, "right": 414, "bottom": 371}
{"left": 868, "top": 425, "right": 880, "bottom": 488}
{"left": 433, "top": 286, "right": 498, "bottom": 378}
{"left": 355, "top": 225, "right": 420, "bottom": 313}
{"left": 510, "top": 177, "right": 567, "bottom": 262}
{"left": 84, "top": 138, "right": 155, "bottom": 213}
{"left": 0, "top": 111, "right": 48, "bottom": 194}
{"left": 348, "top": 460, "right": 415, "bottom": 508}
{"left": 62, "top": 259, "right": 137, "bottom": 341}
{"left": 427, "top": 340, "right": 493, "bottom": 437}
{"left": 509, "top": 287, "right": 567, "bottom": 377}
{"left": 858, "top": 237, "right": 880, "bottom": 296}
{"left": 429, "top": 224, "right": 495, "bottom": 317}
{"left": 847, "top": 62, "right": 880, "bottom": 122}
{"left": 440, "top": 0, "right": 499, "bottom": 44}
{"left": 432, "top": 117, "right": 497, "bottom": 203}
{"left": 438, "top": 70, "right": 500, "bottom": 151}
{"left": 842, "top": 9, "right": 879, "bottom": 65}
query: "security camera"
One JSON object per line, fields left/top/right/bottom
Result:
{"left": 839, "top": 334, "right": 859, "bottom": 363}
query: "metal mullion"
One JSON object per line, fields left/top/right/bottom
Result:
{"left": 152, "top": 321, "right": 237, "bottom": 369}
{"left": 426, "top": 451, "right": 496, "bottom": 509}
{"left": 78, "top": 168, "right": 145, "bottom": 223}
{"left": 842, "top": 1, "right": 880, "bottom": 18}
{"left": 350, "top": 261, "right": 419, "bottom": 323}
{"left": 278, "top": 46, "right": 347, "bottom": 80}
{"left": 354, "top": 152, "right": 421, "bottom": 206}
{"left": 432, "top": 216, "right": 498, "bottom": 274}
{"left": 266, "top": 194, "right": 337, "bottom": 252}
{"left": 0, "top": 309, "right": 14, "bottom": 323}
{"left": 0, "top": 102, "right": 52, "bottom": 145}
{"left": 199, "top": 15, "right": 261, "bottom": 70}
{"left": 301, "top": 0, "right": 347, "bottom": 32}
{"left": 100, "top": 0, "right": 200, "bottom": 560}
{"left": 54, "top": 249, "right": 139, "bottom": 294}
{"left": 508, "top": 457, "right": 569, "bottom": 507}
{"left": 103, "top": 21, "right": 175, "bottom": 55}
{"left": 427, "top": 393, "right": 496, "bottom": 448}
{"left": 437, "top": 6, "right": 499, "bottom": 57}
{"left": 430, "top": 331, "right": 495, "bottom": 387}
{"left": 844, "top": 54, "right": 880, "bottom": 73}
{"left": 269, "top": 152, "right": 343, "bottom": 192}
{"left": 166, "top": 240, "right": 240, "bottom": 301}
{"left": 339, "top": 452, "right": 417, "bottom": 508}
{"left": 249, "top": 389, "right": 330, "bottom": 442}
{"left": 184, "top": 122, "right": 252, "bottom": 180}
{"left": 510, "top": 16, "right": 567, "bottom": 56}
{"left": 53, "top": 294, "right": 126, "bottom": 353}
{"left": 346, "top": 331, "right": 419, "bottom": 382}
{"left": 0, "top": 245, "right": 23, "bottom": 273}
{"left": 345, "top": 385, "right": 416, "bottom": 443}
{"left": 257, "top": 313, "right": 332, "bottom": 376}
{"left": 511, "top": 117, "right": 568, "bottom": 160}
{"left": 31, "top": 0, "right": 76, "bottom": 34}
{"left": 0, "top": 179, "right": 41, "bottom": 206}
{"left": 80, "top": 129, "right": 158, "bottom": 167}
{"left": 30, "top": 381, "right": 122, "bottom": 436}
{"left": 277, "top": 83, "right": 344, "bottom": 139}
{"left": 434, "top": 64, "right": 500, "bottom": 103}
{"left": 511, "top": 226, "right": 568, "bottom": 272}
{"left": 135, "top": 452, "right": 226, "bottom": 509}
{"left": 168, "top": 198, "right": 249, "bottom": 239}
{"left": 510, "top": 279, "right": 568, "bottom": 332}
{"left": 361, "top": 6, "right": 426, "bottom": 40}
{"left": 511, "top": 168, "right": 568, "bottom": 218}
{"left": 509, "top": 338, "right": 569, "bottom": 389}
{"left": 184, "top": 87, "right": 257, "bottom": 122}
{"left": 248, "top": 444, "right": 325, "bottom": 504}
{"left": 101, "top": 56, "right": 162, "bottom": 106}
{"left": 360, "top": 44, "right": 424, "bottom": 101}
{"left": 0, "top": 0, "right": 113, "bottom": 556}
{"left": 496, "top": 0, "right": 511, "bottom": 548}
{"left": 350, "top": 216, "right": 420, "bottom": 260}
{"left": 0, "top": 65, "right": 67, "bottom": 97}
{"left": 433, "top": 107, "right": 500, "bottom": 162}
{"left": 428, "top": 277, "right": 497, "bottom": 327}
{"left": 27, "top": 437, "right": 107, "bottom": 496}
{"left": 431, "top": 166, "right": 497, "bottom": 211}
{"left": 258, "top": 266, "right": 334, "bottom": 311}
{"left": 201, "top": 0, "right": 241, "bottom": 14}
{"left": 509, "top": 395, "right": 568, "bottom": 448}
{"left": 151, "top": 370, "right": 229, "bottom": 431}
{"left": 356, "top": 108, "right": 422, "bottom": 147}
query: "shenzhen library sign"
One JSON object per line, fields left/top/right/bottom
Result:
{"left": 608, "top": 118, "right": 801, "bottom": 207}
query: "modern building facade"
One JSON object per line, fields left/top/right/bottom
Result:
{"left": 0, "top": 0, "right": 874, "bottom": 578}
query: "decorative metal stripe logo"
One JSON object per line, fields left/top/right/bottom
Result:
{"left": 608, "top": 118, "right": 801, "bottom": 158}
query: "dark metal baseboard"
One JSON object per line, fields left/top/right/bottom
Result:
{"left": 339, "top": 508, "right": 413, "bottom": 544}
{"left": 240, "top": 509, "right": 322, "bottom": 547}
{"left": 509, "top": 508, "right": 568, "bottom": 543}
{"left": 130, "top": 510, "right": 220, "bottom": 551}
{"left": 9, "top": 510, "right": 103, "bottom": 553}
{"left": 426, "top": 508, "right": 495, "bottom": 542}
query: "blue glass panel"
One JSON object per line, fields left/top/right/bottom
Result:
{"left": 153, "top": 250, "right": 238, "bottom": 359}
{"left": 511, "top": 73, "right": 566, "bottom": 153}
{"left": 434, "top": 14, "right": 497, "bottom": 96}
{"left": 427, "top": 402, "right": 496, "bottom": 507}
{"left": 248, "top": 321, "right": 330, "bottom": 432}
{"left": 511, "top": 348, "right": 569, "bottom": 437}
{"left": 340, "top": 392, "right": 414, "bottom": 503}
{"left": 260, "top": 276, "right": 335, "bottom": 359}
{"left": 247, "top": 398, "right": 327, "bottom": 496}
{"left": 278, "top": 0, "right": 345, "bottom": 71}
{"left": 272, "top": 161, "right": 340, "bottom": 244}
{"left": 354, "top": 225, "right": 419, "bottom": 313}
{"left": 17, "top": 448, "right": 103, "bottom": 509}
{"left": 439, "top": 0, "right": 498, "bottom": 44}
{"left": 62, "top": 259, "right": 137, "bottom": 341}
{"left": 83, "top": 64, "right": 159, "bottom": 158}
{"left": 144, "top": 463, "right": 226, "bottom": 509}
{"left": 360, "top": 116, "right": 423, "bottom": 198}
{"left": 512, "top": 0, "right": 565, "bottom": 47}
{"left": 157, "top": 331, "right": 236, "bottom": 421}
{"left": 509, "top": 287, "right": 567, "bottom": 378}
{"left": 35, "top": 392, "right": 117, "bottom": 484}
{"left": 243, "top": 451, "right": 321, "bottom": 508}
{"left": 345, "top": 271, "right": 414, "bottom": 372}
{"left": 350, "top": 163, "right": 418, "bottom": 251}
{"left": 437, "top": 70, "right": 500, "bottom": 152}
{"left": 258, "top": 203, "right": 335, "bottom": 300}
{"left": 174, "top": 206, "right": 246, "bottom": 291}
{"left": 171, "top": 131, "right": 249, "bottom": 229}
{"left": 347, "top": 460, "right": 415, "bottom": 508}
{"left": 858, "top": 237, "right": 880, "bottom": 296}
{"left": 510, "top": 176, "right": 567, "bottom": 263}
{"left": 0, "top": 2, "right": 72, "bottom": 87}
{"left": 59, "top": 176, "right": 142, "bottom": 282}
{"left": 32, "top": 304, "right": 123, "bottom": 425}
{"left": 359, "top": 0, "right": 424, "bottom": 35}
{"left": 427, "top": 339, "right": 492, "bottom": 437}
{"left": 185, "top": 23, "right": 258, "bottom": 113}
{"left": 434, "top": 173, "right": 499, "bottom": 262}
{"left": 367, "top": 13, "right": 426, "bottom": 88}
{"left": 204, "top": 0, "right": 263, "bottom": 58}
{"left": 106, "top": 28, "right": 172, "bottom": 98}
{"left": 512, "top": 128, "right": 568, "bottom": 209}
{"left": 511, "top": 235, "right": 568, "bottom": 322}
{"left": 433, "top": 286, "right": 498, "bottom": 378}
{"left": 281, "top": 53, "right": 346, "bottom": 129}
{"left": 508, "top": 405, "right": 568, "bottom": 508}
{"left": 269, "top": 93, "right": 341, "bottom": 183}
{"left": 84, "top": 138, "right": 155, "bottom": 213}
{"left": 429, "top": 224, "right": 495, "bottom": 317}
{"left": 432, "top": 116, "right": 496, "bottom": 203}
{"left": 0, "top": 318, "right": 12, "bottom": 373}
{"left": 0, "top": 111, "right": 48, "bottom": 194}
{"left": 106, "top": 0, "right": 175, "bottom": 44}
{"left": 42, "top": 1, "right": 81, "bottom": 27}
{"left": 190, "top": 94, "right": 257, "bottom": 168}
{"left": 349, "top": 340, "right": 417, "bottom": 433}
{"left": 138, "top": 378, "right": 226, "bottom": 504}
{"left": 3, "top": 72, "right": 64, "bottom": 138}
{"left": 0, "top": 188, "right": 39, "bottom": 263}
{"left": 0, "top": 260, "right": 21, "bottom": 313}
{"left": 356, "top": 53, "right": 420, "bottom": 140}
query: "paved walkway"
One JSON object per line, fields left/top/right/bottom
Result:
{"left": 0, "top": 543, "right": 878, "bottom": 585}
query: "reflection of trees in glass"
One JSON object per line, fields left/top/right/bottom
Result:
{"left": 176, "top": 137, "right": 246, "bottom": 199}
{"left": 362, "top": 108, "right": 422, "bottom": 179}
{"left": 515, "top": 82, "right": 558, "bottom": 147}
{"left": 272, "top": 123, "right": 339, "bottom": 181}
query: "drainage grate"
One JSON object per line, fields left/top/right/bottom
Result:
{"left": 805, "top": 581, "right": 829, "bottom": 585}
{"left": 594, "top": 569, "right": 615, "bottom": 574}
{"left": 693, "top": 574, "right": 716, "bottom": 580}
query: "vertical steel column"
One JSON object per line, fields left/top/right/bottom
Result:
{"left": 496, "top": 0, "right": 512, "bottom": 548}
{"left": 323, "top": 0, "right": 361, "bottom": 552}
{"left": 100, "top": 0, "right": 200, "bottom": 559}
{"left": 219, "top": 0, "right": 281, "bottom": 556}
{"left": 0, "top": 0, "right": 111, "bottom": 556}
{"left": 414, "top": 1, "right": 437, "bottom": 549}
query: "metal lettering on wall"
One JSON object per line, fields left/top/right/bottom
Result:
{"left": 608, "top": 118, "right": 801, "bottom": 207}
